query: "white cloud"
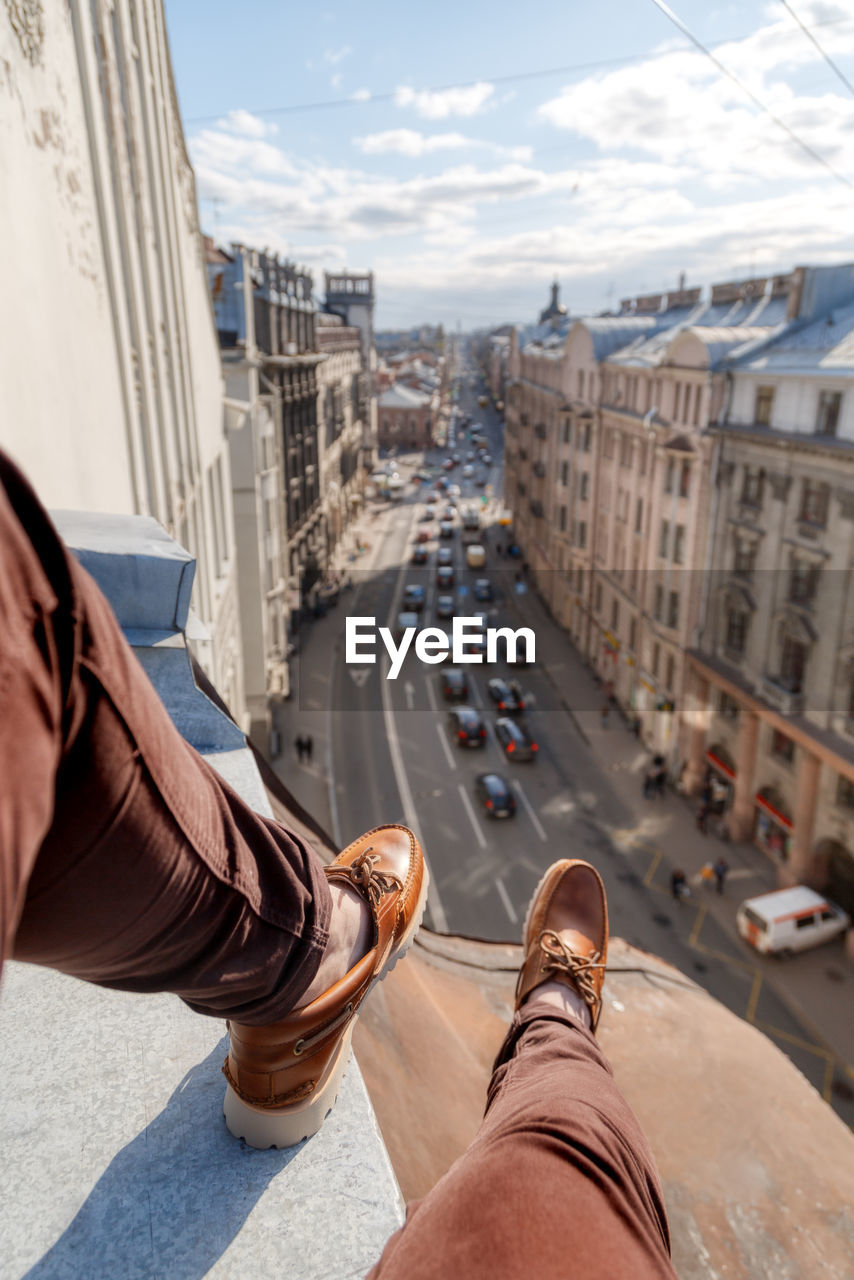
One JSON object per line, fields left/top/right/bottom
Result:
{"left": 215, "top": 109, "right": 278, "bottom": 139}
{"left": 354, "top": 129, "right": 471, "bottom": 156}
{"left": 323, "top": 45, "right": 351, "bottom": 66}
{"left": 331, "top": 72, "right": 343, "bottom": 91}
{"left": 394, "top": 81, "right": 495, "bottom": 119}
{"left": 351, "top": 87, "right": 372, "bottom": 102}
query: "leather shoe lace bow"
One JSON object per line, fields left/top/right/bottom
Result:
{"left": 538, "top": 929, "right": 606, "bottom": 1025}
{"left": 340, "top": 847, "right": 403, "bottom": 907}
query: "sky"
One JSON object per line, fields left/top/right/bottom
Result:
{"left": 165, "top": 0, "right": 854, "bottom": 331}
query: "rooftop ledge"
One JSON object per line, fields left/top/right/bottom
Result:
{"left": 0, "top": 512, "right": 403, "bottom": 1280}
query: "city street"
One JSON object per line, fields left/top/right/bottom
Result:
{"left": 275, "top": 357, "right": 854, "bottom": 1129}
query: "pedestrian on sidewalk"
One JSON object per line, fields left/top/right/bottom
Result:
{"left": 304, "top": 734, "right": 314, "bottom": 763}
{"left": 671, "top": 869, "right": 688, "bottom": 901}
{"left": 600, "top": 703, "right": 610, "bottom": 730}
{"left": 294, "top": 734, "right": 306, "bottom": 763}
{"left": 713, "top": 856, "right": 729, "bottom": 895}
{"left": 654, "top": 766, "right": 667, "bottom": 799}
{"left": 642, "top": 771, "right": 655, "bottom": 800}
{"left": 700, "top": 863, "right": 716, "bottom": 890}
{"left": 696, "top": 803, "right": 709, "bottom": 835}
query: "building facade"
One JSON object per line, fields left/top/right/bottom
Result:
{"left": 1, "top": 0, "right": 244, "bottom": 718}
{"left": 686, "top": 297, "right": 854, "bottom": 912}
{"left": 377, "top": 384, "right": 435, "bottom": 451}
{"left": 316, "top": 315, "right": 369, "bottom": 558}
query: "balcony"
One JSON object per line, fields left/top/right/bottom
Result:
{"left": 535, "top": 423, "right": 547, "bottom": 439}
{"left": 530, "top": 499, "right": 545, "bottom": 519}
{"left": 533, "top": 461, "right": 546, "bottom": 478}
{"left": 759, "top": 675, "right": 804, "bottom": 717}
{"left": 519, "top": 447, "right": 528, "bottom": 461}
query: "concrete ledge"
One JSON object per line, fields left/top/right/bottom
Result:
{"left": 0, "top": 512, "right": 404, "bottom": 1279}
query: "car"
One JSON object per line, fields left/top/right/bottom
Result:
{"left": 440, "top": 669, "right": 468, "bottom": 701}
{"left": 466, "top": 544, "right": 486, "bottom": 569}
{"left": 436, "top": 564, "right": 455, "bottom": 589}
{"left": 404, "top": 584, "right": 425, "bottom": 612}
{"left": 436, "top": 594, "right": 455, "bottom": 619}
{"left": 482, "top": 454, "right": 492, "bottom": 465}
{"left": 420, "top": 509, "right": 435, "bottom": 523}
{"left": 466, "top": 451, "right": 476, "bottom": 462}
{"left": 443, "top": 458, "right": 455, "bottom": 471}
{"left": 475, "top": 773, "right": 516, "bottom": 819}
{"left": 452, "top": 453, "right": 461, "bottom": 462}
{"left": 416, "top": 528, "right": 431, "bottom": 543}
{"left": 426, "top": 492, "right": 440, "bottom": 504}
{"left": 448, "top": 706, "right": 487, "bottom": 749}
{"left": 462, "top": 465, "right": 474, "bottom": 478}
{"left": 437, "top": 547, "right": 453, "bottom": 566}
{"left": 439, "top": 521, "right": 454, "bottom": 539}
{"left": 395, "top": 610, "right": 420, "bottom": 640}
{"left": 473, "top": 578, "right": 493, "bottom": 602}
{"left": 488, "top": 677, "right": 525, "bottom": 713}
{"left": 475, "top": 473, "right": 488, "bottom": 486}
{"left": 442, "top": 505, "right": 456, "bottom": 520}
{"left": 448, "top": 484, "right": 462, "bottom": 498}
{"left": 411, "top": 545, "right": 428, "bottom": 564}
{"left": 436, "top": 476, "right": 449, "bottom": 491}
{"left": 495, "top": 716, "right": 538, "bottom": 761}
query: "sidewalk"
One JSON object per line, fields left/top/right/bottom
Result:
{"left": 520, "top": 583, "right": 854, "bottom": 1075}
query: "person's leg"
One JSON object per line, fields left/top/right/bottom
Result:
{"left": 0, "top": 449, "right": 333, "bottom": 1019}
{"left": 368, "top": 860, "right": 675, "bottom": 1280}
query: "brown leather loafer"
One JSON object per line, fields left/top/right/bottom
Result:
{"left": 223, "top": 824, "right": 427, "bottom": 1148}
{"left": 515, "top": 859, "right": 608, "bottom": 1031}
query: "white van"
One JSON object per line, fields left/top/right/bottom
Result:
{"left": 736, "top": 886, "right": 849, "bottom": 957}
{"left": 466, "top": 544, "right": 486, "bottom": 569}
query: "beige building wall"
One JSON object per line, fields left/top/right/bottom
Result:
{"left": 0, "top": 0, "right": 243, "bottom": 718}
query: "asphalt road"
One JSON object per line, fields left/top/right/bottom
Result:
{"left": 318, "top": 360, "right": 854, "bottom": 1127}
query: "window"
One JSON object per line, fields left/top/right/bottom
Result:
{"left": 620, "top": 436, "right": 633, "bottom": 468}
{"left": 577, "top": 370, "right": 585, "bottom": 399}
{"left": 652, "top": 642, "right": 661, "bottom": 677}
{"left": 610, "top": 599, "right": 619, "bottom": 630}
{"left": 635, "top": 498, "right": 644, "bottom": 534}
{"left": 638, "top": 442, "right": 647, "bottom": 476}
{"left": 674, "top": 525, "right": 685, "bottom": 564}
{"left": 561, "top": 461, "right": 569, "bottom": 486}
{"left": 837, "top": 776, "right": 854, "bottom": 810}
{"left": 734, "top": 537, "right": 756, "bottom": 580}
{"left": 562, "top": 421, "right": 571, "bottom": 445}
{"left": 779, "top": 634, "right": 807, "bottom": 691}
{"left": 673, "top": 382, "right": 682, "bottom": 421}
{"left": 665, "top": 459, "right": 675, "bottom": 494}
{"left": 679, "top": 462, "right": 691, "bottom": 498}
{"left": 582, "top": 422, "right": 592, "bottom": 452}
{"left": 800, "top": 479, "right": 829, "bottom": 527}
{"left": 719, "top": 691, "right": 740, "bottom": 722}
{"left": 595, "top": 582, "right": 603, "bottom": 612}
{"left": 816, "top": 391, "right": 842, "bottom": 437}
{"left": 659, "top": 519, "right": 669, "bottom": 558}
{"left": 666, "top": 654, "right": 675, "bottom": 690}
{"left": 580, "top": 473, "right": 590, "bottom": 501}
{"left": 789, "top": 557, "right": 820, "bottom": 605}
{"left": 667, "top": 591, "right": 680, "bottom": 629}
{"left": 693, "top": 385, "right": 702, "bottom": 426}
{"left": 629, "top": 617, "right": 637, "bottom": 650}
{"left": 795, "top": 914, "right": 817, "bottom": 931}
{"left": 755, "top": 385, "right": 775, "bottom": 426}
{"left": 576, "top": 521, "right": 587, "bottom": 549}
{"left": 654, "top": 584, "right": 664, "bottom": 621}
{"left": 559, "top": 505, "right": 568, "bottom": 532}
{"left": 771, "top": 729, "right": 795, "bottom": 763}
{"left": 741, "top": 467, "right": 764, "bottom": 507}
{"left": 725, "top": 609, "right": 748, "bottom": 655}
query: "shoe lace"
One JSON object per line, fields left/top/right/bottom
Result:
{"left": 538, "top": 930, "right": 605, "bottom": 1014}
{"left": 345, "top": 847, "right": 403, "bottom": 908}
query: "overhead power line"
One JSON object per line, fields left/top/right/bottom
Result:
{"left": 184, "top": 14, "right": 853, "bottom": 126}
{"left": 648, "top": 0, "right": 854, "bottom": 191}
{"left": 779, "top": 0, "right": 854, "bottom": 98}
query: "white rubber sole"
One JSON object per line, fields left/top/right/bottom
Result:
{"left": 224, "top": 862, "right": 430, "bottom": 1149}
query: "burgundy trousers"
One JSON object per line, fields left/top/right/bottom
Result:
{"left": 0, "top": 450, "right": 674, "bottom": 1278}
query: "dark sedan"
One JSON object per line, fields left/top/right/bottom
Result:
{"left": 495, "top": 716, "right": 538, "bottom": 761}
{"left": 488, "top": 677, "right": 525, "bottom": 713}
{"left": 440, "top": 668, "right": 468, "bottom": 701}
{"left": 404, "top": 584, "right": 425, "bottom": 612}
{"left": 448, "top": 706, "right": 486, "bottom": 748}
{"left": 475, "top": 773, "right": 516, "bottom": 818}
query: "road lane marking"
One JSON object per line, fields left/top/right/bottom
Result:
{"left": 688, "top": 904, "right": 707, "bottom": 947}
{"left": 643, "top": 849, "right": 663, "bottom": 887}
{"left": 436, "top": 722, "right": 458, "bottom": 771}
{"left": 495, "top": 877, "right": 518, "bottom": 924}
{"left": 513, "top": 780, "right": 548, "bottom": 842}
{"left": 457, "top": 782, "right": 488, "bottom": 848}
{"left": 745, "top": 969, "right": 762, "bottom": 1024}
{"left": 425, "top": 675, "right": 438, "bottom": 712}
{"left": 469, "top": 676, "right": 483, "bottom": 708}
{"left": 381, "top": 533, "right": 449, "bottom": 932}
